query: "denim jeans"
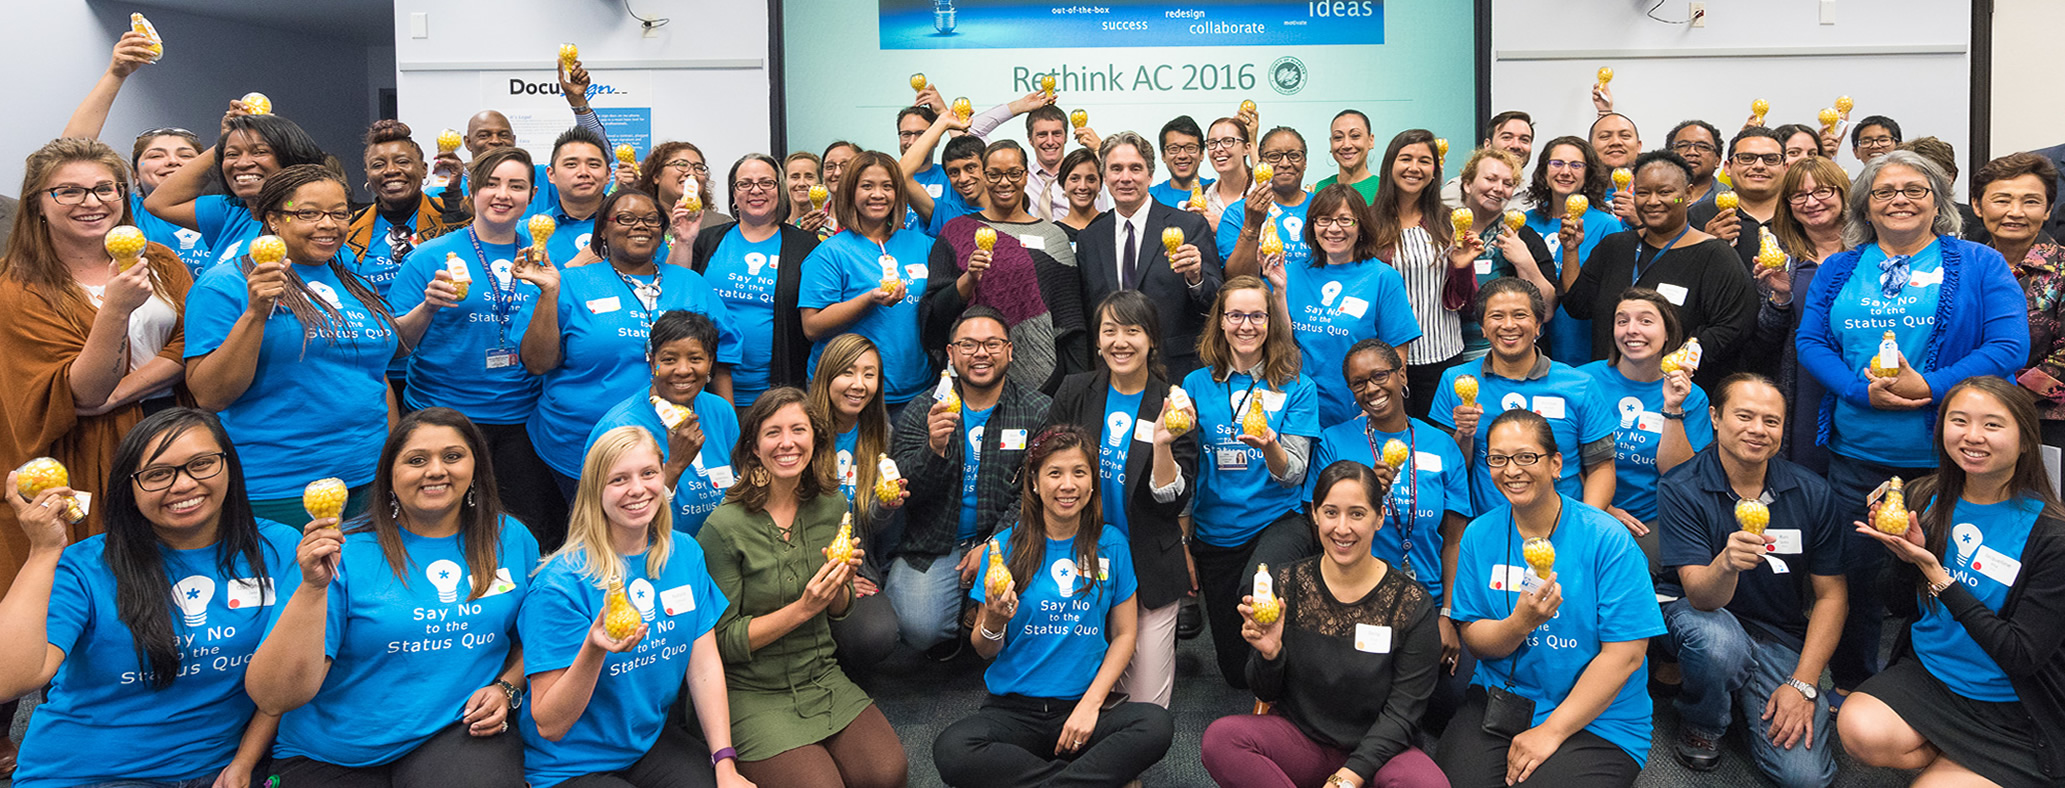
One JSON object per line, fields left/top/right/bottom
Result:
{"left": 886, "top": 541, "right": 973, "bottom": 651}
{"left": 74, "top": 779, "right": 215, "bottom": 788}
{"left": 1661, "top": 600, "right": 1837, "bottom": 788}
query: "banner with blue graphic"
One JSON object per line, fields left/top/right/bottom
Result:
{"left": 879, "top": 0, "right": 1384, "bottom": 49}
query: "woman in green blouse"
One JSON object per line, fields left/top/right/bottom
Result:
{"left": 697, "top": 387, "right": 908, "bottom": 788}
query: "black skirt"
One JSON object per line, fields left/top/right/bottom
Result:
{"left": 1859, "top": 658, "right": 2053, "bottom": 788}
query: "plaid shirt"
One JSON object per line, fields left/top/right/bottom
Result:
{"left": 889, "top": 378, "right": 1051, "bottom": 570}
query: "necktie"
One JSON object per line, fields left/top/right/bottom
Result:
{"left": 1122, "top": 221, "right": 1139, "bottom": 290}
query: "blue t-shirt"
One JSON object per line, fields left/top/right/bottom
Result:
{"left": 1914, "top": 496, "right": 2040, "bottom": 702}
{"left": 1099, "top": 388, "right": 1146, "bottom": 537}
{"left": 906, "top": 164, "right": 950, "bottom": 235}
{"left": 1283, "top": 260, "right": 1423, "bottom": 427}
{"left": 193, "top": 194, "right": 266, "bottom": 270}
{"left": 518, "top": 543, "right": 727, "bottom": 787}
{"left": 272, "top": 517, "right": 540, "bottom": 767}
{"left": 130, "top": 191, "right": 211, "bottom": 275}
{"left": 185, "top": 260, "right": 399, "bottom": 498}
{"left": 1826, "top": 240, "right": 1945, "bottom": 465}
{"left": 1451, "top": 496, "right": 1668, "bottom": 766}
{"left": 971, "top": 526, "right": 1138, "bottom": 699}
{"left": 798, "top": 229, "right": 935, "bottom": 405}
{"left": 1215, "top": 193, "right": 1312, "bottom": 268}
{"left": 926, "top": 188, "right": 982, "bottom": 238}
{"left": 588, "top": 390, "right": 741, "bottom": 537}
{"left": 959, "top": 404, "right": 995, "bottom": 542}
{"left": 520, "top": 201, "right": 598, "bottom": 267}
{"left": 355, "top": 213, "right": 415, "bottom": 381}
{"left": 513, "top": 261, "right": 740, "bottom": 478}
{"left": 836, "top": 427, "right": 862, "bottom": 502}
{"left": 1527, "top": 206, "right": 1622, "bottom": 365}
{"left": 703, "top": 227, "right": 785, "bottom": 406}
{"left": 1149, "top": 178, "right": 1214, "bottom": 210}
{"left": 1428, "top": 356, "right": 1618, "bottom": 514}
{"left": 1182, "top": 367, "right": 1323, "bottom": 547}
{"left": 392, "top": 230, "right": 542, "bottom": 424}
{"left": 1310, "top": 416, "right": 1475, "bottom": 600}
{"left": 15, "top": 522, "right": 300, "bottom": 788}
{"left": 1581, "top": 362, "right": 1714, "bottom": 522}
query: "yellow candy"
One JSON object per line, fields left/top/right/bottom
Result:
{"left": 1874, "top": 477, "right": 1910, "bottom": 536}
{"left": 1756, "top": 245, "right": 1787, "bottom": 271}
{"left": 808, "top": 184, "right": 829, "bottom": 211}
{"left": 1257, "top": 221, "right": 1284, "bottom": 257}
{"left": 302, "top": 477, "right": 348, "bottom": 524}
{"left": 985, "top": 538, "right": 1014, "bottom": 598}
{"left": 131, "top": 13, "right": 163, "bottom": 62}
{"left": 615, "top": 144, "right": 637, "bottom": 164}
{"left": 934, "top": 370, "right": 961, "bottom": 412}
{"left": 1250, "top": 563, "right": 1281, "bottom": 624}
{"left": 1164, "top": 386, "right": 1193, "bottom": 434}
{"left": 1454, "top": 374, "right": 1479, "bottom": 407}
{"left": 974, "top": 226, "right": 997, "bottom": 252}
{"left": 1435, "top": 138, "right": 1450, "bottom": 161}
{"left": 1736, "top": 499, "right": 1770, "bottom": 535}
{"left": 1254, "top": 162, "right": 1274, "bottom": 185}
{"left": 1451, "top": 207, "right": 1474, "bottom": 244}
{"left": 1715, "top": 191, "right": 1739, "bottom": 212}
{"left": 436, "top": 129, "right": 462, "bottom": 154}
{"left": 105, "top": 226, "right": 147, "bottom": 272}
{"left": 558, "top": 43, "right": 579, "bottom": 67}
{"left": 679, "top": 180, "right": 702, "bottom": 214}
{"left": 1835, "top": 95, "right": 1854, "bottom": 116}
{"left": 1611, "top": 167, "right": 1633, "bottom": 190}
{"left": 909, "top": 73, "right": 927, "bottom": 92}
{"left": 1503, "top": 210, "right": 1526, "bottom": 231}
{"left": 1870, "top": 330, "right": 1901, "bottom": 378}
{"left": 1564, "top": 194, "right": 1589, "bottom": 218}
{"left": 1161, "top": 226, "right": 1185, "bottom": 254}
{"left": 1239, "top": 99, "right": 1257, "bottom": 115}
{"left": 1242, "top": 394, "right": 1269, "bottom": 438}
{"left": 15, "top": 457, "right": 85, "bottom": 523}
{"left": 1381, "top": 439, "right": 1410, "bottom": 469}
{"left": 952, "top": 97, "right": 972, "bottom": 122}
{"left": 1189, "top": 186, "right": 1206, "bottom": 211}
{"left": 1818, "top": 108, "right": 1840, "bottom": 130}
{"left": 1523, "top": 537, "right": 1556, "bottom": 576}
{"left": 603, "top": 578, "right": 640, "bottom": 640}
{"left": 240, "top": 92, "right": 271, "bottom": 115}
{"left": 445, "top": 252, "right": 471, "bottom": 300}
{"left": 248, "top": 235, "right": 287, "bottom": 265}
{"left": 527, "top": 215, "right": 557, "bottom": 249}
{"left": 827, "top": 512, "right": 856, "bottom": 565}
{"left": 1070, "top": 109, "right": 1088, "bottom": 129}
{"left": 1750, "top": 98, "right": 1770, "bottom": 118}
{"left": 1040, "top": 74, "right": 1056, "bottom": 97}
{"left": 874, "top": 454, "right": 904, "bottom": 505}
{"left": 1596, "top": 66, "right": 1614, "bottom": 85}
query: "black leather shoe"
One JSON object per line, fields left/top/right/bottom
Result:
{"left": 1177, "top": 599, "right": 1203, "bottom": 640}
{"left": 1674, "top": 731, "right": 1721, "bottom": 772}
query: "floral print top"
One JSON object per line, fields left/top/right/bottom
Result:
{"left": 2012, "top": 236, "right": 2065, "bottom": 421}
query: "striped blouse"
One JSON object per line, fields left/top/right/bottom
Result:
{"left": 1391, "top": 226, "right": 1461, "bottom": 364}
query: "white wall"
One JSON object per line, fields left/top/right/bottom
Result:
{"left": 1490, "top": 0, "right": 1971, "bottom": 194}
{"left": 1991, "top": 0, "right": 2065, "bottom": 156}
{"left": 393, "top": 0, "right": 771, "bottom": 194}
{"left": 0, "top": 3, "right": 376, "bottom": 196}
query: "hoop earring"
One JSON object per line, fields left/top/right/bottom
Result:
{"left": 465, "top": 487, "right": 476, "bottom": 508}
{"left": 389, "top": 492, "right": 401, "bottom": 521}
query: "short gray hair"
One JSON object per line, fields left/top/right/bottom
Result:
{"left": 1843, "top": 149, "right": 1962, "bottom": 248}
{"left": 1098, "top": 131, "right": 1157, "bottom": 178}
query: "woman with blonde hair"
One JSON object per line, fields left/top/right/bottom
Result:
{"left": 520, "top": 425, "right": 749, "bottom": 788}
{"left": 0, "top": 137, "right": 193, "bottom": 589}
{"left": 804, "top": 334, "right": 905, "bottom": 670}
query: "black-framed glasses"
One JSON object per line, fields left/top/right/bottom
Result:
{"left": 1787, "top": 186, "right": 1839, "bottom": 205}
{"left": 1348, "top": 368, "right": 1399, "bottom": 389}
{"left": 1162, "top": 144, "right": 1201, "bottom": 157}
{"left": 1731, "top": 152, "right": 1784, "bottom": 167}
{"left": 1223, "top": 310, "right": 1269, "bottom": 325}
{"left": 1671, "top": 141, "right": 1717, "bottom": 155}
{"left": 1485, "top": 451, "right": 1545, "bottom": 468}
{"left": 1205, "top": 137, "right": 1245, "bottom": 150}
{"left": 734, "top": 180, "right": 779, "bottom": 193}
{"left": 610, "top": 214, "right": 664, "bottom": 228}
{"left": 45, "top": 182, "right": 126, "bottom": 206}
{"left": 278, "top": 207, "right": 351, "bottom": 223}
{"left": 132, "top": 452, "right": 227, "bottom": 491}
{"left": 985, "top": 169, "right": 1027, "bottom": 184}
{"left": 1857, "top": 136, "right": 1897, "bottom": 150}
{"left": 1869, "top": 185, "right": 1932, "bottom": 202}
{"left": 1259, "top": 150, "right": 1306, "bottom": 164}
{"left": 1312, "top": 217, "right": 1359, "bottom": 229}
{"left": 951, "top": 338, "right": 1010, "bottom": 355}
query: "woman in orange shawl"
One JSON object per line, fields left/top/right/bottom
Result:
{"left": 0, "top": 137, "right": 192, "bottom": 590}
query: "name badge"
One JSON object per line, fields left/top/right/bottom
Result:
{"left": 224, "top": 578, "right": 276, "bottom": 609}
{"left": 1413, "top": 451, "right": 1444, "bottom": 472}
{"left": 1216, "top": 446, "right": 1249, "bottom": 471}
{"left": 1354, "top": 623, "right": 1393, "bottom": 654}
{"left": 1767, "top": 529, "right": 1803, "bottom": 555}
{"left": 485, "top": 347, "right": 520, "bottom": 370}
{"left": 1337, "top": 296, "right": 1369, "bottom": 319}
{"left": 1475, "top": 257, "right": 1493, "bottom": 275}
{"left": 1636, "top": 411, "right": 1664, "bottom": 434}
{"left": 660, "top": 583, "right": 697, "bottom": 616}
{"left": 1000, "top": 429, "right": 1028, "bottom": 451}
{"left": 1487, "top": 564, "right": 1531, "bottom": 592}
{"left": 586, "top": 296, "right": 622, "bottom": 314}
{"left": 905, "top": 263, "right": 928, "bottom": 281}
{"left": 1656, "top": 283, "right": 1689, "bottom": 306}
{"left": 704, "top": 464, "right": 736, "bottom": 490}
{"left": 1019, "top": 234, "right": 1046, "bottom": 250}
{"left": 1972, "top": 545, "right": 2023, "bottom": 587}
{"left": 480, "top": 568, "right": 519, "bottom": 597}
{"left": 1532, "top": 396, "right": 1566, "bottom": 419}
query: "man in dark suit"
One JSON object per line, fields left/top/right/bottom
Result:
{"left": 1078, "top": 131, "right": 1222, "bottom": 380}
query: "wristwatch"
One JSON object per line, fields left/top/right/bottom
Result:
{"left": 1785, "top": 678, "right": 1819, "bottom": 701}
{"left": 495, "top": 679, "right": 523, "bottom": 710}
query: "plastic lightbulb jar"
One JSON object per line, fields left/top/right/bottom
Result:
{"left": 436, "top": 129, "right": 462, "bottom": 154}
{"left": 933, "top": 0, "right": 957, "bottom": 34}
{"left": 248, "top": 235, "right": 287, "bottom": 265}
{"left": 240, "top": 92, "right": 271, "bottom": 115}
{"left": 1161, "top": 226, "right": 1185, "bottom": 253}
{"left": 527, "top": 215, "right": 557, "bottom": 248}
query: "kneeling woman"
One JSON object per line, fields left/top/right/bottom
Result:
{"left": 933, "top": 425, "right": 1174, "bottom": 787}
{"left": 1202, "top": 461, "right": 1449, "bottom": 788}
{"left": 1437, "top": 409, "right": 1665, "bottom": 788}
{"left": 1841, "top": 377, "right": 2065, "bottom": 788}
{"left": 589, "top": 310, "right": 741, "bottom": 537}
{"left": 520, "top": 426, "right": 747, "bottom": 787}
{"left": 0, "top": 408, "right": 297, "bottom": 787}
{"left": 247, "top": 408, "right": 539, "bottom": 784}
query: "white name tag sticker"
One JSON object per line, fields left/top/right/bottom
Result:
{"left": 1354, "top": 623, "right": 1393, "bottom": 654}
{"left": 1019, "top": 234, "right": 1046, "bottom": 250}
{"left": 1488, "top": 564, "right": 1531, "bottom": 592}
{"left": 586, "top": 296, "right": 621, "bottom": 314}
{"left": 1636, "top": 411, "right": 1664, "bottom": 434}
{"left": 224, "top": 578, "right": 276, "bottom": 609}
{"left": 705, "top": 464, "right": 736, "bottom": 490}
{"left": 1656, "top": 283, "right": 1689, "bottom": 306}
{"left": 660, "top": 583, "right": 697, "bottom": 616}
{"left": 1000, "top": 429, "right": 1028, "bottom": 451}
{"left": 1337, "top": 296, "right": 1369, "bottom": 319}
{"left": 1972, "top": 545, "right": 2023, "bottom": 587}
{"left": 1767, "top": 529, "right": 1803, "bottom": 555}
{"left": 1133, "top": 417, "right": 1158, "bottom": 444}
{"left": 905, "top": 263, "right": 928, "bottom": 280}
{"left": 1414, "top": 451, "right": 1444, "bottom": 472}
{"left": 1532, "top": 396, "right": 1567, "bottom": 419}
{"left": 477, "top": 568, "right": 518, "bottom": 597}
{"left": 1475, "top": 257, "right": 1493, "bottom": 275}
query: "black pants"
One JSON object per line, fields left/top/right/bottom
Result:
{"left": 1825, "top": 452, "right": 1928, "bottom": 691}
{"left": 932, "top": 694, "right": 1173, "bottom": 788}
{"left": 1435, "top": 688, "right": 1638, "bottom": 788}
{"left": 559, "top": 722, "right": 718, "bottom": 788}
{"left": 1406, "top": 352, "right": 1467, "bottom": 420}
{"left": 271, "top": 721, "right": 522, "bottom": 787}
{"left": 1193, "top": 511, "right": 1303, "bottom": 690}
{"left": 480, "top": 421, "right": 570, "bottom": 552}
{"left": 831, "top": 588, "right": 900, "bottom": 676}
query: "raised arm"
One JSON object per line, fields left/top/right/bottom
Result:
{"left": 61, "top": 32, "right": 157, "bottom": 139}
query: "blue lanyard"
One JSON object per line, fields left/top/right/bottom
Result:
{"left": 1364, "top": 421, "right": 1420, "bottom": 580}
{"left": 466, "top": 228, "right": 518, "bottom": 346}
{"left": 1632, "top": 224, "right": 1692, "bottom": 287}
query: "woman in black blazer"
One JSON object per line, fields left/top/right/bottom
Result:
{"left": 688, "top": 156, "right": 822, "bottom": 399}
{"left": 1047, "top": 290, "right": 1201, "bottom": 708}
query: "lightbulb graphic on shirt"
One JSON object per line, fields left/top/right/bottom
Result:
{"left": 1501, "top": 392, "right": 1528, "bottom": 412}
{"left": 1952, "top": 522, "right": 1983, "bottom": 562}
{"left": 426, "top": 559, "right": 463, "bottom": 603}
{"left": 746, "top": 252, "right": 770, "bottom": 277}
{"left": 492, "top": 260, "right": 515, "bottom": 288}
{"left": 967, "top": 426, "right": 986, "bottom": 459}
{"left": 1320, "top": 281, "right": 1343, "bottom": 308}
{"left": 1281, "top": 215, "right": 1304, "bottom": 241}
{"left": 1107, "top": 411, "right": 1132, "bottom": 447}
{"left": 1618, "top": 396, "right": 1643, "bottom": 430}
{"left": 1051, "top": 558, "right": 1081, "bottom": 598}
{"left": 629, "top": 578, "right": 658, "bottom": 621}
{"left": 174, "top": 575, "right": 216, "bottom": 627}
{"left": 308, "top": 281, "right": 342, "bottom": 309}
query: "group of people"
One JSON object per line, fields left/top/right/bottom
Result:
{"left": 0, "top": 27, "right": 2063, "bottom": 788}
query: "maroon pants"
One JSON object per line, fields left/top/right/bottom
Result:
{"left": 1202, "top": 713, "right": 1451, "bottom": 788}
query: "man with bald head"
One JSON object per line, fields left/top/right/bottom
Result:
{"left": 1591, "top": 113, "right": 1642, "bottom": 225}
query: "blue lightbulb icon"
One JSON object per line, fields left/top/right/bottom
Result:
{"left": 934, "top": 0, "right": 957, "bottom": 34}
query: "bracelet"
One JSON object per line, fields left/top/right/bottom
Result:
{"left": 710, "top": 746, "right": 737, "bottom": 766}
{"left": 1928, "top": 577, "right": 1954, "bottom": 597}
{"left": 1661, "top": 409, "right": 1686, "bottom": 421}
{"left": 980, "top": 623, "right": 1006, "bottom": 641}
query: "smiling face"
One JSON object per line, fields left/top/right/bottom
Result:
{"left": 822, "top": 145, "right": 857, "bottom": 192}
{"left": 897, "top": 113, "right": 930, "bottom": 156}
{"left": 465, "top": 112, "right": 515, "bottom": 156}
{"left": 1104, "top": 143, "right": 1152, "bottom": 213}
{"left": 1034, "top": 445, "right": 1093, "bottom": 523}
{"left": 220, "top": 129, "right": 281, "bottom": 200}
{"left": 40, "top": 161, "right": 125, "bottom": 247}
{"left": 1788, "top": 172, "right": 1840, "bottom": 231}
{"left": 984, "top": 147, "right": 1028, "bottom": 213}
{"left": 1207, "top": 120, "right": 1251, "bottom": 178}
{"left": 1481, "top": 291, "right": 1540, "bottom": 364}
{"left": 1713, "top": 379, "right": 1784, "bottom": 466}
{"left": 1611, "top": 298, "right": 1668, "bottom": 362}
{"left": 1312, "top": 202, "right": 1360, "bottom": 258}
{"left": 852, "top": 164, "right": 897, "bottom": 230}
{"left": 1490, "top": 118, "right": 1535, "bottom": 167}
{"left": 1488, "top": 420, "right": 1561, "bottom": 510}
{"left": 473, "top": 160, "right": 533, "bottom": 230}
{"left": 1783, "top": 130, "right": 1819, "bottom": 167}
{"left": 951, "top": 316, "right": 1012, "bottom": 390}
{"left": 392, "top": 424, "right": 475, "bottom": 516}
{"left": 549, "top": 141, "right": 608, "bottom": 202}
{"left": 1162, "top": 129, "right": 1203, "bottom": 181}
{"left": 364, "top": 140, "right": 427, "bottom": 210}
{"left": 1942, "top": 387, "right": 2019, "bottom": 480}
{"left": 270, "top": 180, "right": 349, "bottom": 264}
{"left": 1030, "top": 117, "right": 1069, "bottom": 170}
{"left": 1313, "top": 476, "right": 1379, "bottom": 567}
{"left": 1542, "top": 143, "right": 1588, "bottom": 200}
{"left": 1866, "top": 163, "right": 1937, "bottom": 240}
{"left": 1345, "top": 348, "right": 1404, "bottom": 424}
{"left": 1632, "top": 162, "right": 1691, "bottom": 232}
{"left": 649, "top": 336, "right": 712, "bottom": 405}
{"left": 1097, "top": 306, "right": 1153, "bottom": 378}
{"left": 1978, "top": 173, "right": 2050, "bottom": 251}
{"left": 784, "top": 157, "right": 819, "bottom": 207}
{"left": 753, "top": 403, "right": 816, "bottom": 483}
{"left": 829, "top": 349, "right": 882, "bottom": 423}
{"left": 1063, "top": 158, "right": 1101, "bottom": 211}
{"left": 1465, "top": 158, "right": 1517, "bottom": 215}
{"left": 1590, "top": 116, "right": 1641, "bottom": 169}
{"left": 732, "top": 158, "right": 781, "bottom": 225}
{"left": 602, "top": 193, "right": 663, "bottom": 262}
{"left": 135, "top": 133, "right": 199, "bottom": 190}
{"left": 1260, "top": 132, "right": 1307, "bottom": 192}
{"left": 944, "top": 153, "right": 985, "bottom": 202}
{"left": 1669, "top": 126, "right": 1720, "bottom": 182}
{"left": 132, "top": 428, "right": 230, "bottom": 534}
{"left": 1220, "top": 287, "right": 1270, "bottom": 360}
{"left": 1329, "top": 114, "right": 1371, "bottom": 172}
{"left": 601, "top": 442, "right": 667, "bottom": 530}
{"left": 1386, "top": 140, "right": 1436, "bottom": 198}
{"left": 1727, "top": 136, "right": 1784, "bottom": 200}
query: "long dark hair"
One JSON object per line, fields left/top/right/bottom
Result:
{"left": 104, "top": 408, "right": 271, "bottom": 689}
{"left": 725, "top": 387, "right": 837, "bottom": 513}
{"left": 1368, "top": 129, "right": 1449, "bottom": 255}
{"left": 1525, "top": 135, "right": 1608, "bottom": 213}
{"left": 1094, "top": 290, "right": 1167, "bottom": 382}
{"left": 807, "top": 334, "right": 891, "bottom": 533}
{"left": 357, "top": 408, "right": 506, "bottom": 601}
{"left": 1006, "top": 425, "right": 1105, "bottom": 601}
{"left": 246, "top": 164, "right": 399, "bottom": 356}
{"left": 214, "top": 114, "right": 328, "bottom": 207}
{"left": 1909, "top": 377, "right": 2065, "bottom": 603}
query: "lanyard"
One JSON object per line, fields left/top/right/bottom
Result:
{"left": 1222, "top": 371, "right": 1266, "bottom": 442}
{"left": 1365, "top": 421, "right": 1420, "bottom": 580}
{"left": 466, "top": 228, "right": 518, "bottom": 346}
{"left": 613, "top": 265, "right": 662, "bottom": 331}
{"left": 1632, "top": 224, "right": 1691, "bottom": 287}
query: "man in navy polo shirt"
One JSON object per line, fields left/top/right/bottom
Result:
{"left": 1656, "top": 373, "right": 1846, "bottom": 785}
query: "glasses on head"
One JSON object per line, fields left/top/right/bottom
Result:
{"left": 1671, "top": 141, "right": 1717, "bottom": 155}
{"left": 45, "top": 182, "right": 126, "bottom": 206}
{"left": 132, "top": 452, "right": 227, "bottom": 492}
{"left": 951, "top": 338, "right": 1010, "bottom": 355}
{"left": 278, "top": 207, "right": 351, "bottom": 223}
{"left": 1869, "top": 185, "right": 1933, "bottom": 202}
{"left": 1858, "top": 136, "right": 1897, "bottom": 150}
{"left": 1222, "top": 310, "right": 1269, "bottom": 326}
{"left": 1312, "top": 217, "right": 1359, "bottom": 229}
{"left": 985, "top": 169, "right": 1028, "bottom": 184}
{"left": 664, "top": 159, "right": 709, "bottom": 175}
{"left": 1484, "top": 451, "right": 1545, "bottom": 468}
{"left": 1545, "top": 159, "right": 1585, "bottom": 171}
{"left": 1259, "top": 150, "right": 1306, "bottom": 164}
{"left": 135, "top": 127, "right": 195, "bottom": 141}
{"left": 1163, "top": 144, "right": 1202, "bottom": 157}
{"left": 1731, "top": 152, "right": 1784, "bottom": 167}
{"left": 1205, "top": 137, "right": 1245, "bottom": 151}
{"left": 610, "top": 214, "right": 664, "bottom": 228}
{"left": 1348, "top": 368, "right": 1399, "bottom": 389}
{"left": 734, "top": 179, "right": 779, "bottom": 193}
{"left": 1787, "top": 186, "right": 1839, "bottom": 205}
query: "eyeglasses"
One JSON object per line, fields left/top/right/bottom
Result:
{"left": 1222, "top": 310, "right": 1269, "bottom": 325}
{"left": 1162, "top": 144, "right": 1201, "bottom": 157}
{"left": 1312, "top": 217, "right": 1359, "bottom": 229}
{"left": 1348, "top": 368, "right": 1399, "bottom": 389}
{"left": 132, "top": 452, "right": 227, "bottom": 492}
{"left": 1671, "top": 141, "right": 1718, "bottom": 155}
{"left": 1485, "top": 451, "right": 1546, "bottom": 468}
{"left": 734, "top": 180, "right": 779, "bottom": 193}
{"left": 610, "top": 214, "right": 664, "bottom": 228}
{"left": 951, "top": 338, "right": 1010, "bottom": 354}
{"left": 985, "top": 169, "right": 1028, "bottom": 184}
{"left": 1731, "top": 152, "right": 1784, "bottom": 167}
{"left": 135, "top": 127, "right": 195, "bottom": 141}
{"left": 1545, "top": 159, "right": 1585, "bottom": 171}
{"left": 1787, "top": 186, "right": 1839, "bottom": 205}
{"left": 1857, "top": 136, "right": 1897, "bottom": 150}
{"left": 1205, "top": 137, "right": 1246, "bottom": 150}
{"left": 1259, "top": 150, "right": 1306, "bottom": 164}
{"left": 45, "top": 182, "right": 126, "bottom": 205}
{"left": 277, "top": 207, "right": 351, "bottom": 223}
{"left": 1868, "top": 185, "right": 1933, "bottom": 202}
{"left": 663, "top": 159, "right": 709, "bottom": 175}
